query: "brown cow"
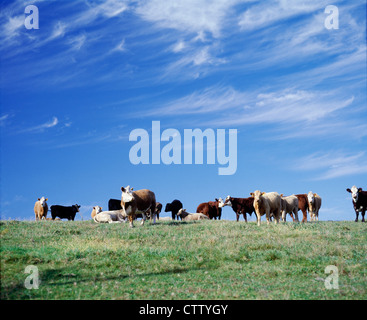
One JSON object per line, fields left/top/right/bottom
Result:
{"left": 121, "top": 185, "right": 156, "bottom": 228}
{"left": 294, "top": 194, "right": 309, "bottom": 223}
{"left": 34, "top": 197, "right": 48, "bottom": 221}
{"left": 196, "top": 198, "right": 225, "bottom": 220}
{"left": 223, "top": 196, "right": 254, "bottom": 222}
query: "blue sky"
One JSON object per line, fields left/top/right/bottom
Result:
{"left": 1, "top": 0, "right": 366, "bottom": 221}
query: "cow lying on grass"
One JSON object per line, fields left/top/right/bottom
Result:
{"left": 93, "top": 209, "right": 126, "bottom": 223}
{"left": 177, "top": 209, "right": 209, "bottom": 221}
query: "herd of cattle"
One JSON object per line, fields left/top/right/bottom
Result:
{"left": 34, "top": 185, "right": 367, "bottom": 227}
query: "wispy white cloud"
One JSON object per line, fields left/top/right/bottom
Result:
{"left": 294, "top": 151, "right": 367, "bottom": 180}
{"left": 18, "top": 117, "right": 59, "bottom": 134}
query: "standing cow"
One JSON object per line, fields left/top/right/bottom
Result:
{"left": 165, "top": 200, "right": 183, "bottom": 220}
{"left": 250, "top": 191, "right": 282, "bottom": 226}
{"left": 34, "top": 197, "right": 48, "bottom": 220}
{"left": 50, "top": 204, "right": 81, "bottom": 221}
{"left": 307, "top": 191, "right": 322, "bottom": 221}
{"left": 295, "top": 194, "right": 309, "bottom": 223}
{"left": 121, "top": 185, "right": 156, "bottom": 228}
{"left": 196, "top": 198, "right": 225, "bottom": 220}
{"left": 346, "top": 186, "right": 367, "bottom": 222}
{"left": 280, "top": 195, "right": 299, "bottom": 222}
{"left": 223, "top": 196, "right": 254, "bottom": 222}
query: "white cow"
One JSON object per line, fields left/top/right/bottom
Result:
{"left": 93, "top": 209, "right": 126, "bottom": 223}
{"left": 250, "top": 190, "right": 282, "bottom": 226}
{"left": 280, "top": 195, "right": 299, "bottom": 222}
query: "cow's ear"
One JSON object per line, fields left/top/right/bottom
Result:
{"left": 131, "top": 187, "right": 134, "bottom": 191}
{"left": 121, "top": 187, "right": 125, "bottom": 192}
{"left": 38, "top": 198, "right": 40, "bottom": 201}
{"left": 215, "top": 198, "right": 219, "bottom": 201}
{"left": 358, "top": 188, "right": 362, "bottom": 193}
{"left": 280, "top": 194, "right": 283, "bottom": 197}
{"left": 93, "top": 206, "right": 95, "bottom": 209}
{"left": 250, "top": 193, "right": 254, "bottom": 197}
{"left": 45, "top": 198, "right": 48, "bottom": 201}
{"left": 346, "top": 188, "right": 351, "bottom": 193}
{"left": 261, "top": 192, "right": 266, "bottom": 196}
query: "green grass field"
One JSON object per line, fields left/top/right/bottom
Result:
{"left": 1, "top": 219, "right": 366, "bottom": 300}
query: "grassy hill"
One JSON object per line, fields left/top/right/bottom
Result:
{"left": 1, "top": 219, "right": 366, "bottom": 300}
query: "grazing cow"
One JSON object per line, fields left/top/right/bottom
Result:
{"left": 165, "top": 200, "right": 183, "bottom": 220}
{"left": 280, "top": 195, "right": 299, "bottom": 222}
{"left": 50, "top": 204, "right": 81, "bottom": 221}
{"left": 307, "top": 191, "right": 322, "bottom": 221}
{"left": 155, "top": 202, "right": 162, "bottom": 219}
{"left": 91, "top": 206, "right": 103, "bottom": 219}
{"left": 93, "top": 209, "right": 125, "bottom": 223}
{"left": 347, "top": 186, "right": 367, "bottom": 222}
{"left": 177, "top": 209, "right": 209, "bottom": 221}
{"left": 34, "top": 197, "right": 48, "bottom": 221}
{"left": 121, "top": 185, "right": 156, "bottom": 228}
{"left": 250, "top": 191, "right": 282, "bottom": 226}
{"left": 295, "top": 194, "right": 309, "bottom": 223}
{"left": 196, "top": 198, "right": 225, "bottom": 220}
{"left": 108, "top": 199, "right": 122, "bottom": 211}
{"left": 223, "top": 196, "right": 254, "bottom": 222}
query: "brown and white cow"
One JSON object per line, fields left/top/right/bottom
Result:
{"left": 177, "top": 209, "right": 209, "bottom": 221}
{"left": 196, "top": 198, "right": 225, "bottom": 220}
{"left": 121, "top": 185, "right": 156, "bottom": 228}
{"left": 346, "top": 186, "right": 366, "bottom": 222}
{"left": 223, "top": 196, "right": 254, "bottom": 222}
{"left": 307, "top": 191, "right": 322, "bottom": 221}
{"left": 250, "top": 191, "right": 282, "bottom": 226}
{"left": 34, "top": 197, "right": 48, "bottom": 221}
{"left": 280, "top": 195, "right": 299, "bottom": 222}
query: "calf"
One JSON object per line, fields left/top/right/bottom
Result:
{"left": 165, "top": 200, "right": 183, "bottom": 220}
{"left": 177, "top": 209, "right": 209, "bottom": 221}
{"left": 34, "top": 197, "right": 48, "bottom": 220}
{"left": 50, "top": 204, "right": 81, "bottom": 221}
{"left": 280, "top": 195, "right": 299, "bottom": 222}
{"left": 307, "top": 191, "right": 322, "bottom": 221}
{"left": 223, "top": 196, "right": 254, "bottom": 222}
{"left": 196, "top": 198, "right": 225, "bottom": 220}
{"left": 346, "top": 186, "right": 367, "bottom": 222}
{"left": 93, "top": 209, "right": 125, "bottom": 223}
{"left": 121, "top": 185, "right": 156, "bottom": 228}
{"left": 250, "top": 191, "right": 281, "bottom": 226}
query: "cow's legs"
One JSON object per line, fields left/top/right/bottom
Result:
{"left": 256, "top": 211, "right": 261, "bottom": 226}
{"left": 355, "top": 210, "right": 359, "bottom": 222}
{"left": 128, "top": 215, "right": 134, "bottom": 228}
{"left": 362, "top": 210, "right": 365, "bottom": 222}
{"left": 293, "top": 209, "right": 299, "bottom": 222}
{"left": 301, "top": 209, "right": 307, "bottom": 223}
{"left": 236, "top": 213, "right": 240, "bottom": 222}
{"left": 244, "top": 212, "right": 247, "bottom": 223}
{"left": 265, "top": 210, "right": 270, "bottom": 225}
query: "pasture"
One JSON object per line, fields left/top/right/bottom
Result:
{"left": 1, "top": 219, "right": 366, "bottom": 300}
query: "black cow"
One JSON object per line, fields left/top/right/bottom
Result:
{"left": 155, "top": 202, "right": 162, "bottom": 220}
{"left": 108, "top": 199, "right": 122, "bottom": 211}
{"left": 50, "top": 204, "right": 81, "bottom": 221}
{"left": 165, "top": 200, "right": 183, "bottom": 220}
{"left": 346, "top": 186, "right": 367, "bottom": 222}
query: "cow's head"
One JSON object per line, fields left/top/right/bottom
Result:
{"left": 250, "top": 190, "right": 265, "bottom": 207}
{"left": 74, "top": 204, "right": 81, "bottom": 212}
{"left": 223, "top": 195, "right": 232, "bottom": 207}
{"left": 93, "top": 206, "right": 102, "bottom": 213}
{"left": 121, "top": 186, "right": 134, "bottom": 203}
{"left": 216, "top": 198, "right": 225, "bottom": 208}
{"left": 307, "top": 191, "right": 315, "bottom": 205}
{"left": 346, "top": 185, "right": 362, "bottom": 203}
{"left": 165, "top": 203, "right": 171, "bottom": 212}
{"left": 38, "top": 197, "right": 48, "bottom": 207}
{"left": 177, "top": 208, "right": 185, "bottom": 216}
